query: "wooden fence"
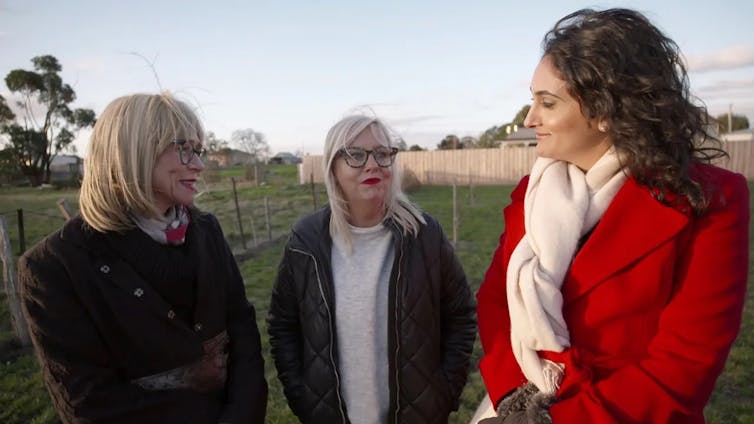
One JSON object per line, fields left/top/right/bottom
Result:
{"left": 300, "top": 139, "right": 754, "bottom": 185}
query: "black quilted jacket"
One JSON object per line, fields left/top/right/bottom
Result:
{"left": 267, "top": 207, "right": 476, "bottom": 423}
{"left": 18, "top": 213, "right": 268, "bottom": 423}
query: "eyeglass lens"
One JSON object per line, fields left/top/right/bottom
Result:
{"left": 342, "top": 147, "right": 396, "bottom": 167}
{"left": 174, "top": 140, "right": 206, "bottom": 165}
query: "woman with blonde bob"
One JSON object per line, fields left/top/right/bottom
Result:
{"left": 18, "top": 92, "right": 268, "bottom": 423}
{"left": 268, "top": 115, "right": 476, "bottom": 423}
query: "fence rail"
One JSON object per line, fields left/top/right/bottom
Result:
{"left": 300, "top": 139, "right": 754, "bottom": 184}
{"left": 0, "top": 182, "right": 326, "bottom": 260}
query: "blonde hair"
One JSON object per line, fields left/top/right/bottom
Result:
{"left": 323, "top": 115, "right": 425, "bottom": 248}
{"left": 79, "top": 92, "right": 204, "bottom": 232}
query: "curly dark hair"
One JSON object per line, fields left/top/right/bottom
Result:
{"left": 542, "top": 8, "right": 727, "bottom": 214}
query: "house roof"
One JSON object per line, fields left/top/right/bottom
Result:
{"left": 206, "top": 148, "right": 251, "bottom": 157}
{"left": 721, "top": 127, "right": 754, "bottom": 142}
{"left": 505, "top": 127, "right": 537, "bottom": 141}
{"left": 50, "top": 154, "right": 82, "bottom": 165}
{"left": 271, "top": 152, "right": 296, "bottom": 158}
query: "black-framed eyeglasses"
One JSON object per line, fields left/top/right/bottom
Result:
{"left": 338, "top": 146, "right": 398, "bottom": 168}
{"left": 172, "top": 139, "right": 207, "bottom": 165}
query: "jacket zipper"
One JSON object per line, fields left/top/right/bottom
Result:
{"left": 392, "top": 233, "right": 405, "bottom": 424}
{"left": 291, "top": 248, "right": 348, "bottom": 423}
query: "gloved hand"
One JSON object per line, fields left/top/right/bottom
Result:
{"left": 477, "top": 411, "right": 534, "bottom": 424}
{"left": 502, "top": 411, "right": 528, "bottom": 424}
{"left": 478, "top": 415, "right": 505, "bottom": 424}
{"left": 479, "top": 383, "right": 555, "bottom": 424}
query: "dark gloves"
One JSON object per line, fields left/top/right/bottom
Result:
{"left": 478, "top": 382, "right": 555, "bottom": 424}
{"left": 478, "top": 414, "right": 506, "bottom": 424}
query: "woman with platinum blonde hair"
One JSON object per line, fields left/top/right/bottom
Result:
{"left": 323, "top": 115, "right": 424, "bottom": 247}
{"left": 18, "top": 92, "right": 268, "bottom": 423}
{"left": 268, "top": 114, "right": 477, "bottom": 423}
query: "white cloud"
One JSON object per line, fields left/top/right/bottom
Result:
{"left": 697, "top": 78, "right": 754, "bottom": 94}
{"left": 687, "top": 45, "right": 754, "bottom": 72}
{"left": 74, "top": 56, "right": 108, "bottom": 74}
{"left": 388, "top": 115, "right": 445, "bottom": 127}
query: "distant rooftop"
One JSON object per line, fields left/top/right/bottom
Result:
{"left": 721, "top": 127, "right": 754, "bottom": 142}
{"left": 505, "top": 127, "right": 536, "bottom": 141}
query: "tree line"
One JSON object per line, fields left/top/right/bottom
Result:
{"left": 0, "top": 55, "right": 277, "bottom": 187}
{"left": 433, "top": 103, "right": 750, "bottom": 151}
{"left": 1, "top": 55, "right": 750, "bottom": 186}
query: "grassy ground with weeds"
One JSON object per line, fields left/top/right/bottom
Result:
{"left": 1, "top": 174, "right": 752, "bottom": 423}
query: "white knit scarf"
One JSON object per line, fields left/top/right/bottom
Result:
{"left": 506, "top": 147, "right": 628, "bottom": 394}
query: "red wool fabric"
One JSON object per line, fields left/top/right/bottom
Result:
{"left": 477, "top": 164, "right": 749, "bottom": 423}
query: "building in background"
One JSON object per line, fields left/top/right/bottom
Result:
{"left": 268, "top": 152, "right": 302, "bottom": 165}
{"left": 49, "top": 155, "right": 83, "bottom": 182}
{"left": 501, "top": 127, "right": 537, "bottom": 147}
{"left": 721, "top": 128, "right": 754, "bottom": 142}
{"left": 206, "top": 148, "right": 254, "bottom": 168}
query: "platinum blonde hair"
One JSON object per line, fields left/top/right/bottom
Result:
{"left": 79, "top": 92, "right": 204, "bottom": 232}
{"left": 323, "top": 115, "right": 425, "bottom": 248}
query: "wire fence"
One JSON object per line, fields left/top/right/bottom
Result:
{"left": 0, "top": 206, "right": 72, "bottom": 256}
{"left": 0, "top": 179, "right": 328, "bottom": 259}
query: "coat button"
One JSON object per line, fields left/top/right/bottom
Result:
{"left": 133, "top": 288, "right": 144, "bottom": 298}
{"left": 167, "top": 310, "right": 176, "bottom": 320}
{"left": 99, "top": 265, "right": 110, "bottom": 273}
{"left": 194, "top": 323, "right": 202, "bottom": 331}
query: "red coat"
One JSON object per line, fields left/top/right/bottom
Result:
{"left": 477, "top": 164, "right": 749, "bottom": 423}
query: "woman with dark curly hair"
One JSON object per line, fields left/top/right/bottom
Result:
{"left": 475, "top": 8, "right": 749, "bottom": 423}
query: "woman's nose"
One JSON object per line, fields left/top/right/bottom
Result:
{"left": 523, "top": 105, "right": 537, "bottom": 128}
{"left": 188, "top": 155, "right": 205, "bottom": 171}
{"left": 364, "top": 151, "right": 380, "bottom": 169}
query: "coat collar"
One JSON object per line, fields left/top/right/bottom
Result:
{"left": 563, "top": 177, "right": 689, "bottom": 302}
{"left": 59, "top": 213, "right": 216, "bottom": 334}
{"left": 290, "top": 205, "right": 333, "bottom": 257}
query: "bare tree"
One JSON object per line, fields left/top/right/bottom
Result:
{"left": 231, "top": 128, "right": 270, "bottom": 164}
{"left": 205, "top": 131, "right": 229, "bottom": 153}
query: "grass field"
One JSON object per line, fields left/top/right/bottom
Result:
{"left": 0, "top": 170, "right": 752, "bottom": 423}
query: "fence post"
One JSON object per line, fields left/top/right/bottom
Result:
{"left": 452, "top": 183, "right": 458, "bottom": 246}
{"left": 264, "top": 196, "right": 272, "bottom": 241}
{"left": 310, "top": 173, "right": 319, "bottom": 211}
{"left": 57, "top": 199, "right": 72, "bottom": 221}
{"left": 249, "top": 211, "right": 258, "bottom": 247}
{"left": 468, "top": 182, "right": 475, "bottom": 207}
{"left": 17, "top": 209, "right": 25, "bottom": 255}
{"left": 254, "top": 165, "right": 260, "bottom": 188}
{"left": 231, "top": 178, "right": 247, "bottom": 250}
{"left": 0, "top": 215, "right": 31, "bottom": 346}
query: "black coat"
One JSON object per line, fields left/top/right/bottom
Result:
{"left": 267, "top": 207, "right": 476, "bottom": 423}
{"left": 18, "top": 212, "right": 268, "bottom": 424}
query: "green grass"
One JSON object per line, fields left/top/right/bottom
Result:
{"left": 216, "top": 167, "right": 245, "bottom": 178}
{"left": 704, "top": 179, "right": 754, "bottom": 423}
{"left": 0, "top": 186, "right": 79, "bottom": 255}
{"left": 1, "top": 179, "right": 752, "bottom": 423}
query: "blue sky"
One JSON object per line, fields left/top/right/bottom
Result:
{"left": 1, "top": 0, "right": 753, "bottom": 156}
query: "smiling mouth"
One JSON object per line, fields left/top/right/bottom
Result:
{"left": 180, "top": 180, "right": 198, "bottom": 192}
